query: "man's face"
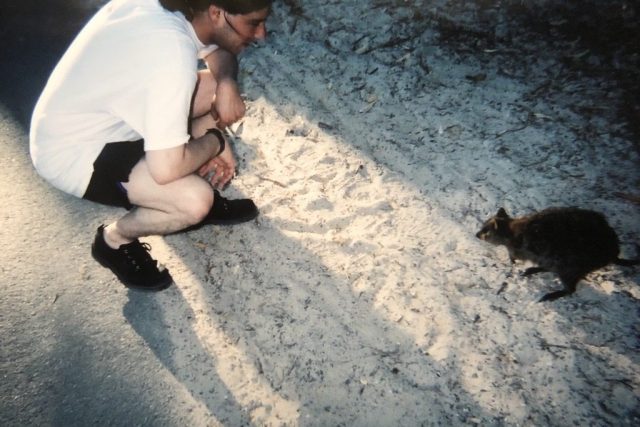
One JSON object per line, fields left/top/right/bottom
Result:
{"left": 217, "top": 7, "right": 270, "bottom": 54}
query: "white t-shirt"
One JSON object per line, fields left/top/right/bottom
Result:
{"left": 30, "top": 0, "right": 218, "bottom": 197}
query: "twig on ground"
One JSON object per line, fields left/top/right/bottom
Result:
{"left": 256, "top": 175, "right": 287, "bottom": 188}
{"left": 520, "top": 151, "right": 552, "bottom": 168}
{"left": 496, "top": 123, "right": 530, "bottom": 138}
{"left": 613, "top": 192, "right": 640, "bottom": 205}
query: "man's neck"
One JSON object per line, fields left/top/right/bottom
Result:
{"left": 190, "top": 12, "right": 213, "bottom": 46}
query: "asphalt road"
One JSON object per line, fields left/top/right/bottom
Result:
{"left": 1, "top": 2, "right": 207, "bottom": 425}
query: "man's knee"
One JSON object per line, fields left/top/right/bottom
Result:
{"left": 176, "top": 182, "right": 214, "bottom": 225}
{"left": 192, "top": 70, "right": 217, "bottom": 117}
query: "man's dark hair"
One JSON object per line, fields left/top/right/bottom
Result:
{"left": 160, "top": 0, "right": 272, "bottom": 20}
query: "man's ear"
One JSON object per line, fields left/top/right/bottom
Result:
{"left": 497, "top": 207, "right": 509, "bottom": 219}
{"left": 208, "top": 4, "right": 223, "bottom": 22}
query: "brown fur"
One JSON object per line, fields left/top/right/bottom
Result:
{"left": 476, "top": 207, "right": 638, "bottom": 302}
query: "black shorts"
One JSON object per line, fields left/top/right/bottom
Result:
{"left": 82, "top": 140, "right": 145, "bottom": 210}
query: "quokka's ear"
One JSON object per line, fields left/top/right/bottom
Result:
{"left": 497, "top": 207, "right": 509, "bottom": 219}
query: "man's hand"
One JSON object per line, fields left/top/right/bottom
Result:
{"left": 198, "top": 139, "right": 237, "bottom": 189}
{"left": 212, "top": 79, "right": 245, "bottom": 128}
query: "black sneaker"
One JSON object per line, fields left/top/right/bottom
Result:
{"left": 91, "top": 225, "right": 173, "bottom": 291}
{"left": 187, "top": 190, "right": 259, "bottom": 231}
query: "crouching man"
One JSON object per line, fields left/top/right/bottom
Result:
{"left": 30, "top": 0, "right": 272, "bottom": 290}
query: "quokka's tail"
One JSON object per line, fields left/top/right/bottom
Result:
{"left": 614, "top": 258, "right": 640, "bottom": 267}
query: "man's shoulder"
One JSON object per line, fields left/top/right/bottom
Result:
{"left": 103, "top": 0, "right": 192, "bottom": 40}
{"left": 98, "top": 2, "right": 195, "bottom": 62}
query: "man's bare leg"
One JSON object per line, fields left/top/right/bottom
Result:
{"left": 103, "top": 158, "right": 215, "bottom": 247}
{"left": 103, "top": 70, "right": 219, "bottom": 248}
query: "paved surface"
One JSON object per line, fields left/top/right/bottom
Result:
{"left": 0, "top": 2, "right": 200, "bottom": 425}
{"left": 1, "top": 105, "right": 197, "bottom": 426}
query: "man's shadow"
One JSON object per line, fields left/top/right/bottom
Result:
{"left": 123, "top": 289, "right": 252, "bottom": 425}
{"left": 150, "top": 215, "right": 498, "bottom": 425}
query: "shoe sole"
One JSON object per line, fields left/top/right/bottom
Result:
{"left": 184, "top": 210, "right": 259, "bottom": 231}
{"left": 207, "top": 212, "right": 258, "bottom": 226}
{"left": 91, "top": 245, "right": 173, "bottom": 291}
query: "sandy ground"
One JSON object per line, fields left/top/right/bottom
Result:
{"left": 2, "top": 0, "right": 639, "bottom": 426}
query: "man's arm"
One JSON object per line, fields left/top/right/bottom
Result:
{"left": 204, "top": 49, "right": 245, "bottom": 126}
{"left": 145, "top": 131, "right": 223, "bottom": 185}
{"left": 205, "top": 48, "right": 238, "bottom": 81}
